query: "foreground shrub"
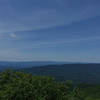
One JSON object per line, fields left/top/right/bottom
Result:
{"left": 0, "top": 69, "right": 84, "bottom": 100}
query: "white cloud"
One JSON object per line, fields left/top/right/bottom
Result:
{"left": 10, "top": 33, "right": 17, "bottom": 38}
{"left": 0, "top": 0, "right": 100, "bottom": 34}
{"left": 30, "top": 36, "right": 100, "bottom": 48}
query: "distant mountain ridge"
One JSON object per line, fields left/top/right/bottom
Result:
{"left": 0, "top": 61, "right": 75, "bottom": 70}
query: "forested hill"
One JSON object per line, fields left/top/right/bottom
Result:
{"left": 19, "top": 64, "right": 100, "bottom": 84}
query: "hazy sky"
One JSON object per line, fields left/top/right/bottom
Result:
{"left": 0, "top": 0, "right": 100, "bottom": 62}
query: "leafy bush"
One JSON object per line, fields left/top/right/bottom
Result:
{"left": 0, "top": 69, "right": 99, "bottom": 100}
{"left": 0, "top": 69, "right": 74, "bottom": 100}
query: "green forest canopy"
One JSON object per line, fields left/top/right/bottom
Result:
{"left": 0, "top": 69, "right": 100, "bottom": 100}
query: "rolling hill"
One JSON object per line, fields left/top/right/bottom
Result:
{"left": 19, "top": 64, "right": 100, "bottom": 84}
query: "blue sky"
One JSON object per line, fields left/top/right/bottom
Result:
{"left": 0, "top": 0, "right": 100, "bottom": 62}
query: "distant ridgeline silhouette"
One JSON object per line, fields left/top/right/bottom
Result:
{"left": 0, "top": 61, "right": 72, "bottom": 70}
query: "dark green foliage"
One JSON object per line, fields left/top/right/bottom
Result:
{"left": 0, "top": 69, "right": 100, "bottom": 100}
{"left": 0, "top": 69, "right": 73, "bottom": 100}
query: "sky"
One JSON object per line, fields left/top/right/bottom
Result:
{"left": 0, "top": 0, "right": 100, "bottom": 62}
